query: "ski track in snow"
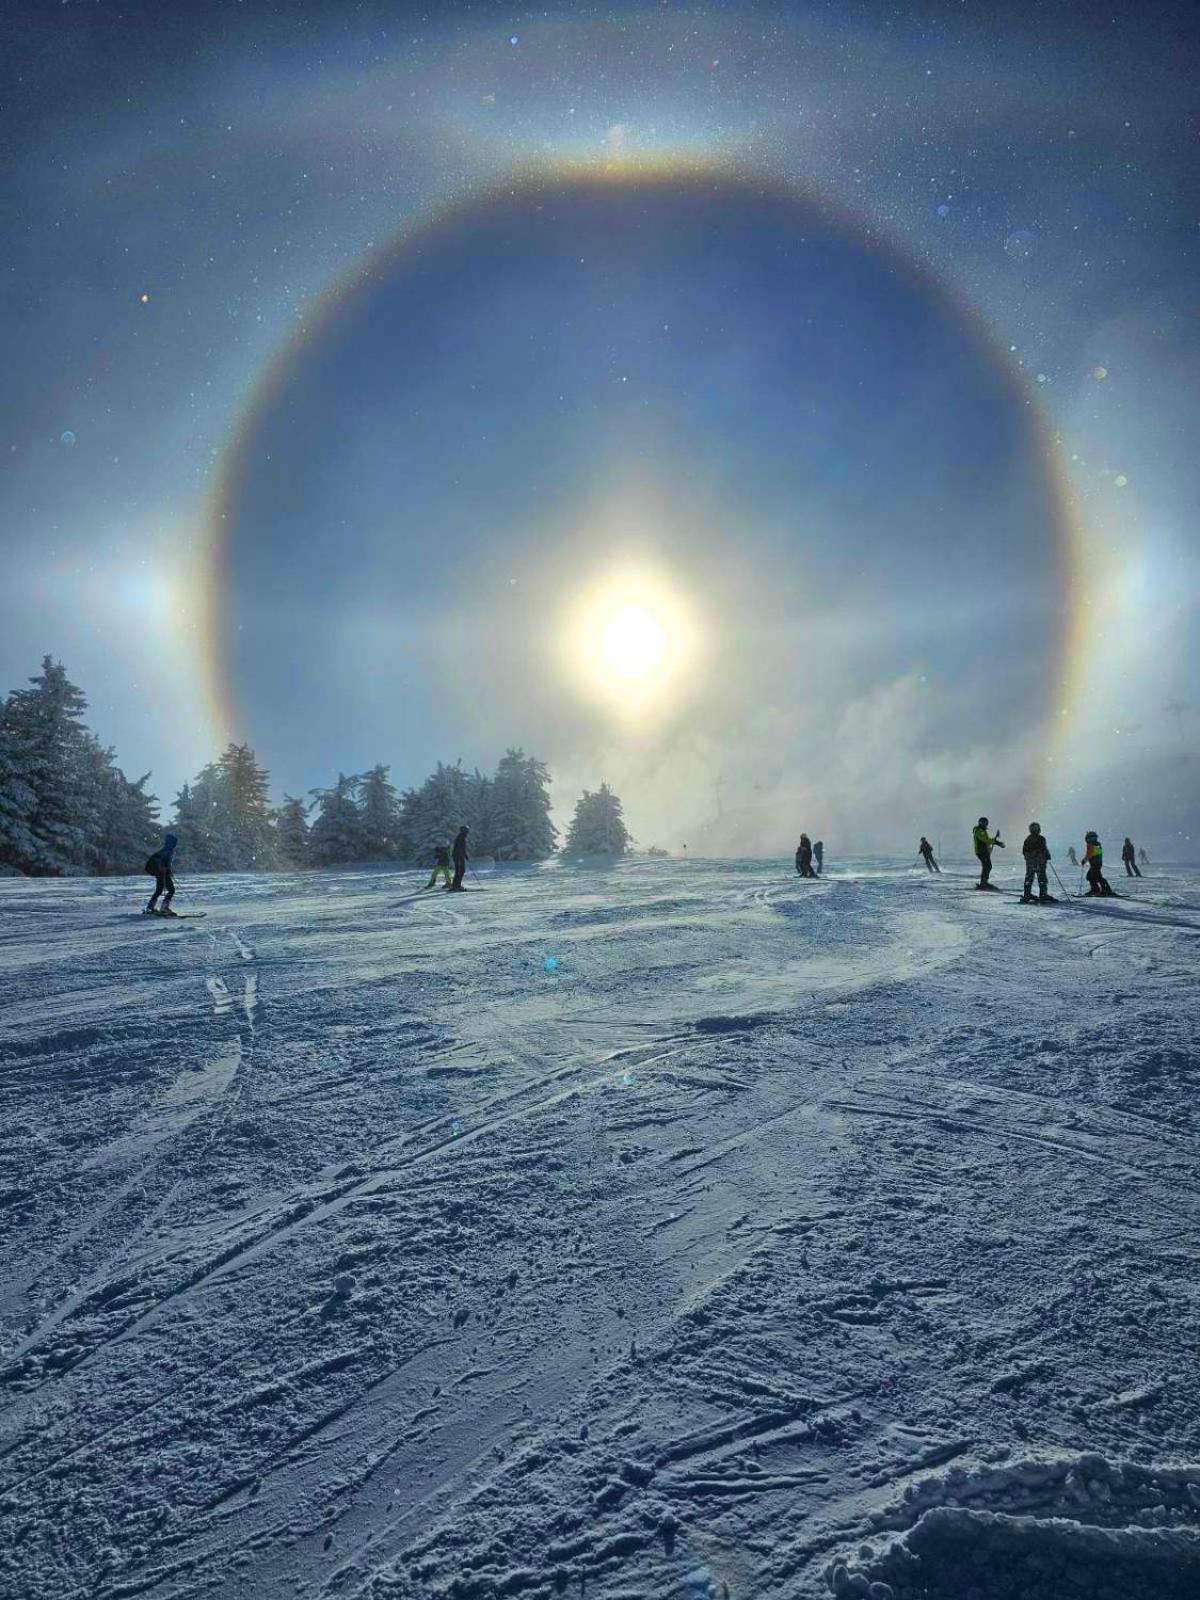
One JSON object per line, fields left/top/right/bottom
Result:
{"left": 0, "top": 859, "right": 1198, "bottom": 1599}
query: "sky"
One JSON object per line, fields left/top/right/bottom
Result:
{"left": 1, "top": 0, "right": 1196, "bottom": 856}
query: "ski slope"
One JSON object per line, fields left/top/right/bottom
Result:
{"left": 1, "top": 857, "right": 1198, "bottom": 1599}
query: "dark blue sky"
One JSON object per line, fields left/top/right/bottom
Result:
{"left": 1, "top": 0, "right": 1196, "bottom": 850}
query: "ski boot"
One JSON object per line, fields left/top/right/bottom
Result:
{"left": 159, "top": 906, "right": 179, "bottom": 917}
{"left": 1039, "top": 893, "right": 1057, "bottom": 904}
{"left": 1019, "top": 894, "right": 1036, "bottom": 904}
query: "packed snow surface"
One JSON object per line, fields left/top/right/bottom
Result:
{"left": 2, "top": 857, "right": 1199, "bottom": 1599}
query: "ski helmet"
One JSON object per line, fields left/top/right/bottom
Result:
{"left": 1028, "top": 822, "right": 1041, "bottom": 834}
{"left": 977, "top": 816, "right": 988, "bottom": 827}
{"left": 1085, "top": 830, "right": 1098, "bottom": 842}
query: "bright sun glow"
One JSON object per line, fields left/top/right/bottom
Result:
{"left": 600, "top": 603, "right": 668, "bottom": 679}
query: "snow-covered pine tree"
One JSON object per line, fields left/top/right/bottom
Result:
{"left": 308, "top": 774, "right": 364, "bottom": 866}
{"left": 219, "top": 744, "right": 278, "bottom": 870}
{"left": 0, "top": 657, "right": 91, "bottom": 873}
{"left": 562, "top": 782, "right": 631, "bottom": 856}
{"left": 399, "top": 761, "right": 479, "bottom": 864}
{"left": 490, "top": 749, "right": 557, "bottom": 860}
{"left": 76, "top": 734, "right": 160, "bottom": 873}
{"left": 357, "top": 764, "right": 401, "bottom": 859}
{"left": 274, "top": 794, "right": 311, "bottom": 869}
{"left": 173, "top": 762, "right": 233, "bottom": 870}
{"left": 0, "top": 691, "right": 38, "bottom": 872}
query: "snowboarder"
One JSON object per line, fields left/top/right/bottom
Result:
{"left": 1121, "top": 837, "right": 1142, "bottom": 877}
{"left": 795, "top": 834, "right": 815, "bottom": 877}
{"left": 1020, "top": 822, "right": 1054, "bottom": 903}
{"left": 918, "top": 836, "right": 940, "bottom": 872}
{"left": 972, "top": 816, "right": 1004, "bottom": 890}
{"left": 814, "top": 839, "right": 824, "bottom": 875}
{"left": 144, "top": 832, "right": 179, "bottom": 916}
{"left": 1138, "top": 847, "right": 1150, "bottom": 867}
{"left": 426, "top": 843, "right": 452, "bottom": 890}
{"left": 1066, "top": 845, "right": 1078, "bottom": 867}
{"left": 450, "top": 825, "right": 470, "bottom": 891}
{"left": 1082, "top": 831, "right": 1114, "bottom": 896}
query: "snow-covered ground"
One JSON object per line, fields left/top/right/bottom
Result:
{"left": 2, "top": 856, "right": 1199, "bottom": 1600}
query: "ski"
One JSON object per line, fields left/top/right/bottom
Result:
{"left": 144, "top": 911, "right": 206, "bottom": 919}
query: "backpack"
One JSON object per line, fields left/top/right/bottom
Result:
{"left": 144, "top": 855, "right": 160, "bottom": 875}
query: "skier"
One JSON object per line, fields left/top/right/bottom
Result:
{"left": 1138, "top": 847, "right": 1150, "bottom": 868}
{"left": 450, "top": 824, "right": 470, "bottom": 891}
{"left": 814, "top": 840, "right": 824, "bottom": 875}
{"left": 1121, "top": 837, "right": 1142, "bottom": 877}
{"left": 918, "top": 836, "right": 940, "bottom": 872}
{"left": 1066, "top": 845, "right": 1078, "bottom": 867}
{"left": 1020, "top": 822, "right": 1055, "bottom": 903}
{"left": 144, "top": 832, "right": 179, "bottom": 916}
{"left": 972, "top": 816, "right": 1004, "bottom": 890}
{"left": 425, "top": 843, "right": 452, "bottom": 891}
{"left": 795, "top": 834, "right": 815, "bottom": 877}
{"left": 1082, "top": 831, "right": 1114, "bottom": 896}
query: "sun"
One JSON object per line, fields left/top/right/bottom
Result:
{"left": 600, "top": 603, "right": 668, "bottom": 679}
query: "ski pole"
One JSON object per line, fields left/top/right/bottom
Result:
{"left": 1050, "top": 861, "right": 1074, "bottom": 906}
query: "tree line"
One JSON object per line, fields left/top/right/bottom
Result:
{"left": 0, "top": 657, "right": 632, "bottom": 877}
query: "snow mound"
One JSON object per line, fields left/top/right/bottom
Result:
{"left": 827, "top": 1453, "right": 1200, "bottom": 1598}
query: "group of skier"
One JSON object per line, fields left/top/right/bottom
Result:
{"left": 963, "top": 818, "right": 1145, "bottom": 902}
{"left": 425, "top": 826, "right": 470, "bottom": 892}
{"left": 794, "top": 834, "right": 824, "bottom": 877}
{"left": 137, "top": 815, "right": 1149, "bottom": 917}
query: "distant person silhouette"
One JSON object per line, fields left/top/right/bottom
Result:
{"left": 813, "top": 840, "right": 824, "bottom": 875}
{"left": 426, "top": 844, "right": 452, "bottom": 890}
{"left": 144, "top": 832, "right": 179, "bottom": 915}
{"left": 1121, "top": 837, "right": 1141, "bottom": 877}
{"left": 1066, "top": 845, "right": 1078, "bottom": 867}
{"left": 918, "top": 836, "right": 939, "bottom": 872}
{"left": 1138, "top": 847, "right": 1149, "bottom": 868}
{"left": 972, "top": 816, "right": 1004, "bottom": 890}
{"left": 795, "top": 834, "right": 815, "bottom": 877}
{"left": 451, "top": 825, "right": 470, "bottom": 891}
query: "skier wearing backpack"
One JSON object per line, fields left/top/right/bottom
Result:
{"left": 918, "top": 836, "right": 940, "bottom": 872}
{"left": 1121, "top": 837, "right": 1141, "bottom": 877}
{"left": 795, "top": 834, "right": 815, "bottom": 877}
{"left": 1020, "top": 823, "right": 1055, "bottom": 903}
{"left": 972, "top": 817, "right": 1004, "bottom": 890}
{"left": 144, "top": 832, "right": 179, "bottom": 916}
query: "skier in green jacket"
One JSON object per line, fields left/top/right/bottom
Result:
{"left": 972, "top": 817, "right": 1004, "bottom": 891}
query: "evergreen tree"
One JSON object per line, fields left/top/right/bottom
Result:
{"left": 274, "top": 794, "right": 311, "bottom": 868}
{"left": 562, "top": 782, "right": 631, "bottom": 856}
{"left": 357, "top": 764, "right": 401, "bottom": 858}
{"left": 219, "top": 743, "right": 278, "bottom": 870}
{"left": 172, "top": 762, "right": 232, "bottom": 870}
{"left": 308, "top": 774, "right": 364, "bottom": 865}
{"left": 0, "top": 694, "right": 38, "bottom": 871}
{"left": 0, "top": 657, "right": 91, "bottom": 872}
{"left": 398, "top": 761, "right": 479, "bottom": 863}
{"left": 490, "top": 749, "right": 557, "bottom": 860}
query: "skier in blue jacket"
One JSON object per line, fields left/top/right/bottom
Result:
{"left": 144, "top": 833, "right": 179, "bottom": 915}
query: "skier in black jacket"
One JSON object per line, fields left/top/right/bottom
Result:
{"left": 1020, "top": 823, "right": 1054, "bottom": 903}
{"left": 144, "top": 833, "right": 179, "bottom": 915}
{"left": 450, "top": 826, "right": 470, "bottom": 891}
